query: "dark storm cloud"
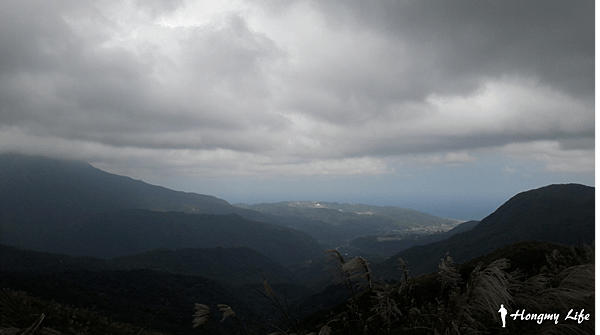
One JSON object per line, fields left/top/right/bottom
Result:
{"left": 0, "top": 0, "right": 594, "bottom": 177}
{"left": 313, "top": 0, "right": 594, "bottom": 98}
{"left": 0, "top": 1, "right": 76, "bottom": 75}
{"left": 0, "top": 1, "right": 285, "bottom": 154}
{"left": 265, "top": 0, "right": 594, "bottom": 139}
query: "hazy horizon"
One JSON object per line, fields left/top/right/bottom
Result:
{"left": 89, "top": 157, "right": 591, "bottom": 221}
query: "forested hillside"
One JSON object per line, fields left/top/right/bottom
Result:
{"left": 373, "top": 184, "right": 595, "bottom": 277}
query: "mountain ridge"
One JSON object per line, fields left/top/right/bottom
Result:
{"left": 0, "top": 153, "right": 324, "bottom": 264}
{"left": 373, "top": 183, "right": 594, "bottom": 277}
{"left": 0, "top": 153, "right": 463, "bottom": 254}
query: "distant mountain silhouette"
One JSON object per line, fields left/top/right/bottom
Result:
{"left": 0, "top": 153, "right": 465, "bottom": 261}
{"left": 0, "top": 153, "right": 323, "bottom": 264}
{"left": 0, "top": 152, "right": 238, "bottom": 216}
{"left": 374, "top": 184, "right": 594, "bottom": 277}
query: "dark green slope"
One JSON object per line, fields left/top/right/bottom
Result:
{"left": 109, "top": 246, "right": 299, "bottom": 286}
{"left": 0, "top": 244, "right": 110, "bottom": 273}
{"left": 0, "top": 153, "right": 324, "bottom": 264}
{"left": 456, "top": 240, "right": 593, "bottom": 278}
{"left": 79, "top": 210, "right": 324, "bottom": 264}
{"left": 374, "top": 184, "right": 594, "bottom": 277}
{"left": 0, "top": 153, "right": 236, "bottom": 248}
{"left": 0, "top": 243, "right": 300, "bottom": 286}
{"left": 0, "top": 153, "right": 462, "bottom": 256}
{"left": 7, "top": 208, "right": 322, "bottom": 265}
{"left": 0, "top": 244, "right": 319, "bottom": 334}
{"left": 0, "top": 153, "right": 236, "bottom": 219}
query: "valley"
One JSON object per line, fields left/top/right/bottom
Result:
{"left": 0, "top": 154, "right": 595, "bottom": 335}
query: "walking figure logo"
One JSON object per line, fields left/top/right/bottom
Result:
{"left": 498, "top": 304, "right": 507, "bottom": 328}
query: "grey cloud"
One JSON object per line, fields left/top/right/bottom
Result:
{"left": 0, "top": 0, "right": 594, "bottom": 178}
{"left": 314, "top": 0, "right": 594, "bottom": 98}
{"left": 181, "top": 14, "right": 284, "bottom": 98}
{"left": 0, "top": 1, "right": 78, "bottom": 75}
{"left": 557, "top": 137, "right": 596, "bottom": 151}
{"left": 134, "top": 0, "right": 185, "bottom": 18}
{"left": 0, "top": 2, "right": 285, "bottom": 153}
{"left": 272, "top": 0, "right": 593, "bottom": 133}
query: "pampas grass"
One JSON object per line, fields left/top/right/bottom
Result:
{"left": 261, "top": 275, "right": 299, "bottom": 334}
{"left": 192, "top": 303, "right": 210, "bottom": 328}
{"left": 342, "top": 257, "right": 372, "bottom": 290}
{"left": 368, "top": 282, "right": 402, "bottom": 334}
{"left": 512, "top": 249, "right": 595, "bottom": 335}
{"left": 325, "top": 249, "right": 356, "bottom": 298}
{"left": 192, "top": 246, "right": 594, "bottom": 335}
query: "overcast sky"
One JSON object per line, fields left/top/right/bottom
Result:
{"left": 0, "top": 0, "right": 594, "bottom": 220}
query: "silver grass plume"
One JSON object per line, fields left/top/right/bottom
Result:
{"left": 192, "top": 303, "right": 211, "bottom": 328}
{"left": 326, "top": 249, "right": 345, "bottom": 264}
{"left": 217, "top": 304, "right": 236, "bottom": 322}
{"left": 438, "top": 253, "right": 461, "bottom": 291}
{"left": 397, "top": 257, "right": 410, "bottom": 282}
{"left": 434, "top": 256, "right": 515, "bottom": 334}
{"left": 369, "top": 281, "right": 402, "bottom": 327}
{"left": 495, "top": 249, "right": 593, "bottom": 335}
{"left": 515, "top": 263, "right": 594, "bottom": 312}
{"left": 318, "top": 324, "right": 332, "bottom": 335}
{"left": 325, "top": 249, "right": 355, "bottom": 297}
{"left": 21, "top": 313, "right": 45, "bottom": 335}
{"left": 464, "top": 258, "right": 514, "bottom": 317}
{"left": 261, "top": 271, "right": 299, "bottom": 333}
{"left": 263, "top": 279, "right": 276, "bottom": 298}
{"left": 325, "top": 249, "right": 347, "bottom": 280}
{"left": 583, "top": 243, "right": 594, "bottom": 263}
{"left": 342, "top": 256, "right": 372, "bottom": 289}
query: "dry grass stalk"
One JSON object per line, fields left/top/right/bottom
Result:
{"left": 515, "top": 263, "right": 594, "bottom": 312}
{"left": 342, "top": 256, "right": 372, "bottom": 289}
{"left": 397, "top": 258, "right": 410, "bottom": 282}
{"left": 369, "top": 282, "right": 402, "bottom": 332}
{"left": 192, "top": 303, "right": 210, "bottom": 328}
{"left": 433, "top": 256, "right": 516, "bottom": 334}
{"left": 325, "top": 249, "right": 356, "bottom": 298}
{"left": 217, "top": 304, "right": 236, "bottom": 322}
{"left": 317, "top": 324, "right": 332, "bottom": 335}
{"left": 263, "top": 279, "right": 276, "bottom": 298}
{"left": 462, "top": 258, "right": 514, "bottom": 318}
{"left": 20, "top": 313, "right": 45, "bottom": 335}
{"left": 261, "top": 275, "right": 299, "bottom": 334}
{"left": 438, "top": 253, "right": 461, "bottom": 291}
{"left": 191, "top": 247, "right": 594, "bottom": 334}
